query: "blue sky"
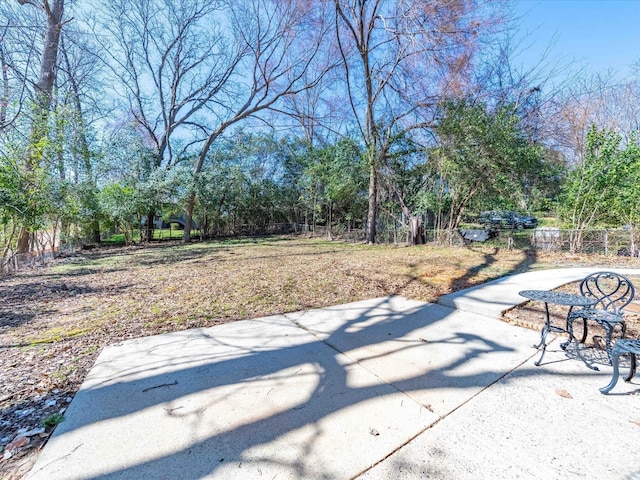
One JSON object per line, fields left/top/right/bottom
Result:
{"left": 514, "top": 0, "right": 640, "bottom": 78}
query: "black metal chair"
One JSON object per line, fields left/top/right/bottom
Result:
{"left": 600, "top": 338, "right": 640, "bottom": 394}
{"left": 562, "top": 271, "right": 635, "bottom": 366}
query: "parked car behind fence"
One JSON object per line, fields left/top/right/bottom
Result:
{"left": 478, "top": 211, "right": 538, "bottom": 230}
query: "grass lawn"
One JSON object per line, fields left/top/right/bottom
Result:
{"left": 100, "top": 227, "right": 198, "bottom": 244}
{"left": 2, "top": 235, "right": 640, "bottom": 478}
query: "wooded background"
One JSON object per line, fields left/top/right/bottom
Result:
{"left": 3, "top": 0, "right": 640, "bottom": 261}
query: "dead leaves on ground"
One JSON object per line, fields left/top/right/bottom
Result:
{"left": 3, "top": 237, "right": 640, "bottom": 477}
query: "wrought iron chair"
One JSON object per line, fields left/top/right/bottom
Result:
{"left": 562, "top": 271, "right": 635, "bottom": 366}
{"left": 600, "top": 338, "right": 640, "bottom": 394}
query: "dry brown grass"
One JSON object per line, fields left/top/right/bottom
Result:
{"left": 0, "top": 237, "right": 543, "bottom": 347}
{"left": 2, "top": 235, "right": 640, "bottom": 478}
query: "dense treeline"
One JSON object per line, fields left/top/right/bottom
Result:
{"left": 1, "top": 0, "right": 640, "bottom": 261}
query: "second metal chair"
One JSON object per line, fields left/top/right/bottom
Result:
{"left": 562, "top": 271, "right": 635, "bottom": 365}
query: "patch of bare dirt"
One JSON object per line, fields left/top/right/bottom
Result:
{"left": 2, "top": 237, "right": 640, "bottom": 479}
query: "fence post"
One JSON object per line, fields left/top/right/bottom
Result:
{"left": 604, "top": 229, "right": 608, "bottom": 256}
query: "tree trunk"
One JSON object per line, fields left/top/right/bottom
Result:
{"left": 408, "top": 215, "right": 424, "bottom": 246}
{"left": 16, "top": 0, "right": 65, "bottom": 254}
{"left": 144, "top": 209, "right": 155, "bottom": 242}
{"left": 366, "top": 162, "right": 377, "bottom": 244}
{"left": 183, "top": 193, "right": 195, "bottom": 243}
{"left": 0, "top": 45, "right": 8, "bottom": 129}
{"left": 16, "top": 227, "right": 31, "bottom": 254}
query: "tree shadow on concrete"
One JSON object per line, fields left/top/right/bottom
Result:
{"left": 450, "top": 245, "right": 538, "bottom": 292}
{"left": 27, "top": 296, "right": 546, "bottom": 480}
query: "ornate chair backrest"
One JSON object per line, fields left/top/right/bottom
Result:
{"left": 579, "top": 271, "right": 635, "bottom": 314}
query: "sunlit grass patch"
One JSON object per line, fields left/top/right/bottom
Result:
{"left": 25, "top": 326, "right": 91, "bottom": 345}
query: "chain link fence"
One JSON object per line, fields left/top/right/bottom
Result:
{"left": 307, "top": 225, "right": 639, "bottom": 256}
{"left": 1, "top": 243, "right": 81, "bottom": 276}
{"left": 3, "top": 225, "right": 638, "bottom": 276}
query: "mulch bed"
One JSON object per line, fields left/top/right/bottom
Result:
{"left": 503, "top": 280, "right": 640, "bottom": 341}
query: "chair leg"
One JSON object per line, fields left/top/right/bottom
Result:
{"left": 566, "top": 317, "right": 588, "bottom": 344}
{"left": 564, "top": 317, "right": 599, "bottom": 370}
{"left": 560, "top": 319, "right": 574, "bottom": 351}
{"left": 600, "top": 350, "right": 622, "bottom": 394}
{"left": 603, "top": 322, "right": 626, "bottom": 364}
{"left": 534, "top": 327, "right": 550, "bottom": 367}
{"left": 603, "top": 323, "right": 614, "bottom": 363}
{"left": 577, "top": 318, "right": 588, "bottom": 344}
{"left": 625, "top": 354, "right": 637, "bottom": 383}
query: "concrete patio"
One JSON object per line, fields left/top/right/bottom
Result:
{"left": 26, "top": 268, "right": 640, "bottom": 479}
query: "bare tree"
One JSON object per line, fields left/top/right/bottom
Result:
{"left": 333, "top": 0, "right": 498, "bottom": 244}
{"left": 181, "top": 0, "right": 333, "bottom": 242}
{"left": 0, "top": 38, "right": 10, "bottom": 131}
{"left": 278, "top": 69, "right": 344, "bottom": 146}
{"left": 0, "top": 2, "right": 53, "bottom": 133}
{"left": 94, "top": 0, "right": 249, "bottom": 240}
{"left": 55, "top": 28, "right": 106, "bottom": 243}
{"left": 12, "top": 0, "right": 66, "bottom": 254}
